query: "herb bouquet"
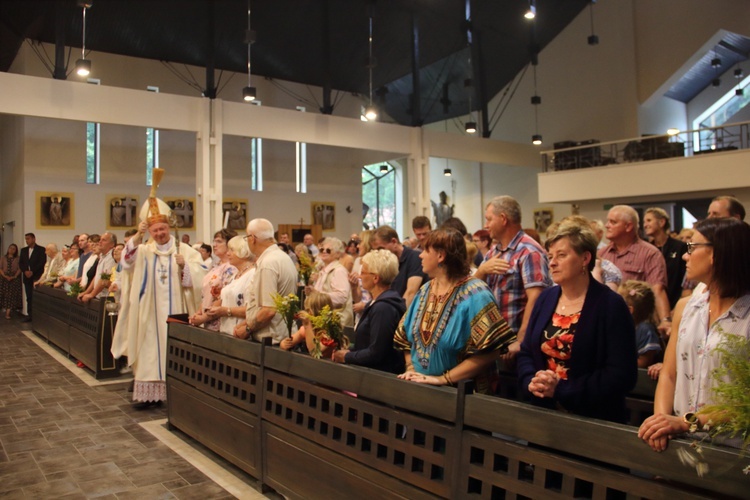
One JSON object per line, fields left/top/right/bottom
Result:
{"left": 272, "top": 293, "right": 301, "bottom": 338}
{"left": 306, "top": 305, "right": 349, "bottom": 359}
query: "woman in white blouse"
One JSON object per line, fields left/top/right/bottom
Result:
{"left": 638, "top": 217, "right": 750, "bottom": 451}
{"left": 307, "top": 237, "right": 353, "bottom": 328}
{"left": 204, "top": 236, "right": 255, "bottom": 335}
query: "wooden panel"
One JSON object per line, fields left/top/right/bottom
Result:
{"left": 168, "top": 322, "right": 262, "bottom": 366}
{"left": 69, "top": 327, "right": 96, "bottom": 370}
{"left": 263, "top": 371, "right": 456, "bottom": 497}
{"left": 168, "top": 378, "right": 260, "bottom": 478}
{"left": 263, "top": 423, "right": 437, "bottom": 500}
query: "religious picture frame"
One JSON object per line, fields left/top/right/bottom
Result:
{"left": 533, "top": 208, "right": 554, "bottom": 235}
{"left": 222, "top": 199, "right": 248, "bottom": 231}
{"left": 311, "top": 202, "right": 335, "bottom": 231}
{"left": 37, "top": 191, "right": 74, "bottom": 229}
{"left": 164, "top": 197, "right": 196, "bottom": 229}
{"left": 106, "top": 194, "right": 140, "bottom": 229}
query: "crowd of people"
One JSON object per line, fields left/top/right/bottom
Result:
{"left": 11, "top": 192, "right": 748, "bottom": 448}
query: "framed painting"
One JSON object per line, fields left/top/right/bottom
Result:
{"left": 533, "top": 208, "right": 554, "bottom": 235}
{"left": 311, "top": 202, "right": 335, "bottom": 231}
{"left": 106, "top": 194, "right": 139, "bottom": 229}
{"left": 222, "top": 199, "right": 248, "bottom": 230}
{"left": 164, "top": 197, "right": 196, "bottom": 229}
{"left": 37, "top": 192, "right": 74, "bottom": 229}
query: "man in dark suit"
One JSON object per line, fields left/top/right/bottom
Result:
{"left": 19, "top": 233, "right": 46, "bottom": 322}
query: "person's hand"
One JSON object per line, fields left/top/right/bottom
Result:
{"left": 348, "top": 272, "right": 359, "bottom": 287}
{"left": 175, "top": 254, "right": 185, "bottom": 267}
{"left": 638, "top": 413, "right": 687, "bottom": 452}
{"left": 398, "top": 370, "right": 446, "bottom": 386}
{"left": 233, "top": 322, "right": 249, "bottom": 339}
{"left": 24, "top": 270, "right": 33, "bottom": 278}
{"left": 352, "top": 301, "right": 366, "bottom": 314}
{"left": 528, "top": 369, "right": 559, "bottom": 398}
{"left": 477, "top": 255, "right": 510, "bottom": 277}
{"left": 100, "top": 279, "right": 111, "bottom": 289}
{"left": 657, "top": 319, "right": 671, "bottom": 337}
{"left": 647, "top": 363, "right": 663, "bottom": 381}
{"left": 280, "top": 338, "right": 295, "bottom": 351}
{"left": 109, "top": 283, "right": 119, "bottom": 293}
{"left": 501, "top": 340, "right": 521, "bottom": 362}
{"left": 138, "top": 221, "right": 148, "bottom": 234}
{"left": 189, "top": 313, "right": 205, "bottom": 326}
{"left": 332, "top": 349, "right": 349, "bottom": 363}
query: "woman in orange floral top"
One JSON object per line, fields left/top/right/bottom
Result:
{"left": 517, "top": 217, "right": 637, "bottom": 423}
{"left": 189, "top": 228, "right": 237, "bottom": 331}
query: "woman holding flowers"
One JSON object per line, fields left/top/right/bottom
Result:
{"left": 189, "top": 229, "right": 237, "bottom": 330}
{"left": 307, "top": 237, "right": 353, "bottom": 328}
{"left": 518, "top": 217, "right": 637, "bottom": 423}
{"left": 394, "top": 228, "right": 514, "bottom": 394}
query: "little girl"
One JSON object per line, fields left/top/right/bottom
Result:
{"left": 618, "top": 280, "right": 663, "bottom": 368}
{"left": 280, "top": 291, "right": 346, "bottom": 358}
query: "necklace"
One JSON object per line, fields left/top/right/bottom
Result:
{"left": 236, "top": 264, "right": 253, "bottom": 278}
{"left": 558, "top": 296, "right": 585, "bottom": 311}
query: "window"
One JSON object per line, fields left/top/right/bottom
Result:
{"left": 362, "top": 163, "right": 396, "bottom": 230}
{"left": 86, "top": 78, "right": 101, "bottom": 184}
{"left": 693, "top": 74, "right": 749, "bottom": 151}
{"left": 146, "top": 86, "right": 160, "bottom": 186}
{"left": 251, "top": 137, "right": 263, "bottom": 191}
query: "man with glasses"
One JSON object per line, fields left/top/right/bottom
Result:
{"left": 234, "top": 218, "right": 298, "bottom": 344}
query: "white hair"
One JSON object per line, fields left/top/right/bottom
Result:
{"left": 227, "top": 235, "right": 253, "bottom": 260}
{"left": 246, "top": 218, "right": 274, "bottom": 240}
{"left": 322, "top": 237, "right": 344, "bottom": 255}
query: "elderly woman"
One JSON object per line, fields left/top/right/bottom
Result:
{"left": 395, "top": 228, "right": 515, "bottom": 394}
{"left": 638, "top": 218, "right": 750, "bottom": 452}
{"left": 189, "top": 229, "right": 237, "bottom": 330}
{"left": 204, "top": 236, "right": 256, "bottom": 335}
{"left": 0, "top": 244, "right": 22, "bottom": 319}
{"left": 332, "top": 249, "right": 406, "bottom": 373}
{"left": 518, "top": 217, "right": 637, "bottom": 423}
{"left": 307, "top": 237, "right": 353, "bottom": 328}
{"left": 55, "top": 244, "right": 80, "bottom": 291}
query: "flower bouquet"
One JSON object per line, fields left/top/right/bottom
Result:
{"left": 307, "top": 305, "right": 349, "bottom": 359}
{"left": 67, "top": 282, "right": 84, "bottom": 297}
{"left": 100, "top": 272, "right": 111, "bottom": 281}
{"left": 272, "top": 293, "right": 301, "bottom": 338}
{"left": 298, "top": 251, "right": 313, "bottom": 285}
{"left": 45, "top": 272, "right": 58, "bottom": 286}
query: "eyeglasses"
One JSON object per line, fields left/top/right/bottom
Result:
{"left": 320, "top": 248, "right": 333, "bottom": 254}
{"left": 360, "top": 271, "right": 376, "bottom": 277}
{"left": 686, "top": 242, "right": 712, "bottom": 254}
{"left": 244, "top": 234, "right": 256, "bottom": 241}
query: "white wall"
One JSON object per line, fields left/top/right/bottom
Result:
{"left": 638, "top": 96, "right": 687, "bottom": 137}
{"left": 0, "top": 114, "right": 25, "bottom": 252}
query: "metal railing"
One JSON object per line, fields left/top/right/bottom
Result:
{"left": 541, "top": 120, "right": 750, "bottom": 172}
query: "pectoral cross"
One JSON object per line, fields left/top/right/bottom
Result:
{"left": 158, "top": 262, "right": 169, "bottom": 285}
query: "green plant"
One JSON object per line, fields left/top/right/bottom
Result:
{"left": 67, "top": 282, "right": 84, "bottom": 297}
{"left": 272, "top": 293, "right": 300, "bottom": 338}
{"left": 308, "top": 305, "right": 348, "bottom": 359}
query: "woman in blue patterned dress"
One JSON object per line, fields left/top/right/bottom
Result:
{"left": 394, "top": 228, "right": 514, "bottom": 394}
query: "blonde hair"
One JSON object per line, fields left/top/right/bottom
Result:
{"left": 227, "top": 235, "right": 253, "bottom": 260}
{"left": 361, "top": 249, "right": 399, "bottom": 285}
{"left": 304, "top": 290, "right": 333, "bottom": 316}
{"left": 359, "top": 230, "right": 373, "bottom": 254}
{"left": 465, "top": 240, "right": 478, "bottom": 267}
{"left": 618, "top": 280, "right": 656, "bottom": 325}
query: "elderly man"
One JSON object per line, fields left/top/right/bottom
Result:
{"left": 599, "top": 205, "right": 671, "bottom": 332}
{"left": 34, "top": 243, "right": 66, "bottom": 287}
{"left": 234, "top": 218, "right": 298, "bottom": 344}
{"left": 476, "top": 196, "right": 551, "bottom": 359}
{"left": 112, "top": 199, "right": 206, "bottom": 408}
{"left": 642, "top": 208, "right": 689, "bottom": 308}
{"left": 707, "top": 195, "right": 745, "bottom": 220}
{"left": 303, "top": 233, "right": 319, "bottom": 257}
{"left": 79, "top": 232, "right": 117, "bottom": 303}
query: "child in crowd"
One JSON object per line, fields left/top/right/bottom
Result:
{"left": 618, "top": 280, "right": 663, "bottom": 369}
{"left": 280, "top": 291, "right": 344, "bottom": 358}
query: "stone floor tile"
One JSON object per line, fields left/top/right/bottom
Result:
{"left": 170, "top": 481, "right": 234, "bottom": 500}
{"left": 37, "top": 452, "right": 90, "bottom": 475}
{"left": 0, "top": 429, "right": 43, "bottom": 444}
{"left": 3, "top": 438, "right": 50, "bottom": 454}
{"left": 114, "top": 483, "right": 177, "bottom": 500}
{"left": 76, "top": 476, "right": 137, "bottom": 498}
{"left": 67, "top": 461, "right": 122, "bottom": 483}
{"left": 121, "top": 461, "right": 183, "bottom": 488}
{"left": 161, "top": 478, "right": 190, "bottom": 491}
{"left": 21, "top": 478, "right": 82, "bottom": 498}
{"left": 176, "top": 467, "right": 211, "bottom": 486}
{"left": 31, "top": 443, "right": 80, "bottom": 462}
{"left": 0, "top": 469, "right": 46, "bottom": 493}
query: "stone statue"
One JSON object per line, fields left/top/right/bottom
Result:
{"left": 431, "top": 191, "right": 454, "bottom": 228}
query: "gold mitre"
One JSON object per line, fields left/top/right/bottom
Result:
{"left": 139, "top": 168, "right": 171, "bottom": 227}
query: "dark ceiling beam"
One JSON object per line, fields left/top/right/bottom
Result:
{"left": 53, "top": 0, "right": 66, "bottom": 79}
{"left": 410, "top": 11, "right": 422, "bottom": 127}
{"left": 320, "top": 0, "right": 333, "bottom": 114}
{"left": 468, "top": 0, "right": 489, "bottom": 137}
{"left": 204, "top": 0, "right": 216, "bottom": 99}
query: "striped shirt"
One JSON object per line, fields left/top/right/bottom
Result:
{"left": 484, "top": 230, "right": 552, "bottom": 334}
{"left": 598, "top": 239, "right": 667, "bottom": 288}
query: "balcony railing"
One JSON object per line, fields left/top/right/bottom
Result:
{"left": 541, "top": 120, "right": 750, "bottom": 172}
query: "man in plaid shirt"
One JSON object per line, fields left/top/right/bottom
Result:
{"left": 475, "top": 196, "right": 552, "bottom": 360}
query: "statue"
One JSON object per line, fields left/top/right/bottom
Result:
{"left": 431, "top": 191, "right": 454, "bottom": 228}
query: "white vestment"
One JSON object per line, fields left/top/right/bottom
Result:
{"left": 111, "top": 236, "right": 206, "bottom": 402}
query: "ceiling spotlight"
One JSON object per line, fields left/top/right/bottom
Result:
{"left": 711, "top": 57, "right": 721, "bottom": 69}
{"left": 524, "top": 3, "right": 536, "bottom": 20}
{"left": 532, "top": 134, "right": 543, "bottom": 145}
{"left": 531, "top": 95, "right": 541, "bottom": 105}
{"left": 364, "top": 105, "right": 378, "bottom": 121}
{"left": 75, "top": 58, "right": 91, "bottom": 77}
{"left": 587, "top": 34, "right": 599, "bottom": 46}
{"left": 737, "top": 88, "right": 745, "bottom": 97}
{"left": 242, "top": 86, "right": 256, "bottom": 102}
{"left": 465, "top": 121, "right": 477, "bottom": 134}
{"left": 735, "top": 68, "right": 744, "bottom": 79}
{"left": 379, "top": 164, "right": 388, "bottom": 173}
{"left": 667, "top": 128, "right": 680, "bottom": 136}
{"left": 444, "top": 168, "right": 452, "bottom": 177}
{"left": 712, "top": 78, "right": 721, "bottom": 87}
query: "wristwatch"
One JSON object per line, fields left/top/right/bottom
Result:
{"left": 683, "top": 412, "right": 701, "bottom": 432}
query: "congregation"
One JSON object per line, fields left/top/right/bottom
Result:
{"left": 7, "top": 193, "right": 749, "bottom": 451}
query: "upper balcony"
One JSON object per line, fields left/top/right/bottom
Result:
{"left": 537, "top": 121, "right": 750, "bottom": 204}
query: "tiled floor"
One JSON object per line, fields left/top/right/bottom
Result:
{"left": 0, "top": 316, "right": 271, "bottom": 499}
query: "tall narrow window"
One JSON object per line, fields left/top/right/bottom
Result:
{"left": 362, "top": 163, "right": 396, "bottom": 229}
{"left": 146, "top": 86, "right": 160, "bottom": 186}
{"left": 251, "top": 137, "right": 263, "bottom": 191}
{"left": 86, "top": 78, "right": 101, "bottom": 184}
{"left": 296, "top": 141, "right": 307, "bottom": 193}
